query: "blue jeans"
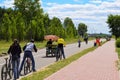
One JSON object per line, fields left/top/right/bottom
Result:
{"left": 19, "top": 51, "right": 35, "bottom": 73}
{"left": 12, "top": 58, "right": 20, "bottom": 80}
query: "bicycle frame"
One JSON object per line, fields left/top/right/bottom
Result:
{"left": 24, "top": 57, "right": 32, "bottom": 75}
{"left": 1, "top": 55, "right": 13, "bottom": 80}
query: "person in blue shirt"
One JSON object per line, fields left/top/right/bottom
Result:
{"left": 19, "top": 39, "right": 37, "bottom": 75}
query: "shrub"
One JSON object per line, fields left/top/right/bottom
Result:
{"left": 116, "top": 38, "right": 120, "bottom": 48}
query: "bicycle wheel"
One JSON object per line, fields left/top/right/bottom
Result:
{"left": 27, "top": 61, "right": 32, "bottom": 73}
{"left": 1, "top": 64, "right": 7, "bottom": 80}
{"left": 24, "top": 61, "right": 28, "bottom": 75}
{"left": 8, "top": 62, "right": 13, "bottom": 79}
{"left": 24, "top": 59, "right": 32, "bottom": 75}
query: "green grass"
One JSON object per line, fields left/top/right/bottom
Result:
{"left": 21, "top": 46, "right": 98, "bottom": 80}
{"left": 0, "top": 41, "right": 46, "bottom": 55}
{"left": 116, "top": 48, "right": 120, "bottom": 70}
{"left": 116, "top": 48, "right": 120, "bottom": 59}
{"left": 0, "top": 38, "right": 80, "bottom": 55}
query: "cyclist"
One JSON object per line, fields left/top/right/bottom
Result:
{"left": 46, "top": 39, "right": 53, "bottom": 53}
{"left": 8, "top": 39, "right": 22, "bottom": 80}
{"left": 19, "top": 39, "right": 37, "bottom": 75}
{"left": 56, "top": 36, "right": 66, "bottom": 61}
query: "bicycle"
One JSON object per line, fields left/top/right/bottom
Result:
{"left": 56, "top": 48, "right": 62, "bottom": 61}
{"left": 1, "top": 54, "right": 13, "bottom": 80}
{"left": 23, "top": 57, "right": 32, "bottom": 75}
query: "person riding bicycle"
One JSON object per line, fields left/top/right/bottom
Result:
{"left": 46, "top": 39, "right": 53, "bottom": 53}
{"left": 8, "top": 39, "right": 22, "bottom": 80}
{"left": 56, "top": 36, "right": 66, "bottom": 61}
{"left": 19, "top": 39, "right": 37, "bottom": 74}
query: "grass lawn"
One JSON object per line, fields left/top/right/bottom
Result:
{"left": 0, "top": 38, "right": 87, "bottom": 55}
{"left": 0, "top": 37, "right": 96, "bottom": 55}
{"left": 116, "top": 48, "right": 120, "bottom": 70}
{"left": 116, "top": 48, "right": 120, "bottom": 59}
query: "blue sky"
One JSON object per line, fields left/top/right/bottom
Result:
{"left": 0, "top": 0, "right": 120, "bottom": 34}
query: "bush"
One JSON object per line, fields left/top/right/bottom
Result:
{"left": 116, "top": 38, "right": 120, "bottom": 48}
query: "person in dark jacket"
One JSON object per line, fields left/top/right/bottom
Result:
{"left": 46, "top": 39, "right": 53, "bottom": 53}
{"left": 8, "top": 39, "right": 22, "bottom": 80}
{"left": 78, "top": 39, "right": 81, "bottom": 48}
{"left": 19, "top": 39, "right": 37, "bottom": 74}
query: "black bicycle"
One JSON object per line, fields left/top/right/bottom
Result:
{"left": 23, "top": 57, "right": 32, "bottom": 75}
{"left": 56, "top": 48, "right": 62, "bottom": 61}
{"left": 1, "top": 54, "right": 13, "bottom": 80}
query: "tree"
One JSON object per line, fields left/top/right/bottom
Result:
{"left": 2, "top": 13, "right": 12, "bottom": 41}
{"left": 48, "top": 17, "right": 65, "bottom": 37}
{"left": 63, "top": 17, "right": 77, "bottom": 38}
{"left": 107, "top": 14, "right": 120, "bottom": 39}
{"left": 43, "top": 13, "right": 50, "bottom": 35}
{"left": 78, "top": 23, "right": 87, "bottom": 37}
{"left": 14, "top": 0, "right": 45, "bottom": 40}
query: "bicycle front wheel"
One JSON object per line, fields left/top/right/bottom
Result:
{"left": 1, "top": 64, "right": 7, "bottom": 80}
{"left": 24, "top": 61, "right": 28, "bottom": 75}
{"left": 8, "top": 62, "right": 13, "bottom": 79}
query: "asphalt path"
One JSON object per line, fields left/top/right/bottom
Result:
{"left": 0, "top": 39, "right": 105, "bottom": 79}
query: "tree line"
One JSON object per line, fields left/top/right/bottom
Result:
{"left": 0, "top": 0, "right": 88, "bottom": 41}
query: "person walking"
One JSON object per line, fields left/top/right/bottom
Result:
{"left": 8, "top": 39, "right": 22, "bottom": 80}
{"left": 19, "top": 39, "right": 37, "bottom": 74}
{"left": 84, "top": 37, "right": 88, "bottom": 44}
{"left": 78, "top": 39, "right": 81, "bottom": 48}
{"left": 56, "top": 36, "right": 66, "bottom": 61}
{"left": 96, "top": 37, "right": 101, "bottom": 46}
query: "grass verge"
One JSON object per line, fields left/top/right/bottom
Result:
{"left": 116, "top": 48, "right": 120, "bottom": 70}
{"left": 0, "top": 38, "right": 79, "bottom": 55}
{"left": 21, "top": 46, "right": 98, "bottom": 80}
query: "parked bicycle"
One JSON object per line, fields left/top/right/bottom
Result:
{"left": 1, "top": 54, "right": 13, "bottom": 80}
{"left": 23, "top": 57, "right": 32, "bottom": 75}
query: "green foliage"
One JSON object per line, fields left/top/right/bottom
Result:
{"left": 0, "top": 0, "right": 80, "bottom": 41}
{"left": 63, "top": 17, "right": 77, "bottom": 38}
{"left": 78, "top": 23, "right": 87, "bottom": 37}
{"left": 116, "top": 38, "right": 120, "bottom": 48}
{"left": 107, "top": 14, "right": 120, "bottom": 39}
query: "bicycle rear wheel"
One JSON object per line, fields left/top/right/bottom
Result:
{"left": 24, "top": 61, "right": 29, "bottom": 75}
{"left": 1, "top": 64, "right": 7, "bottom": 80}
{"left": 24, "top": 60, "right": 32, "bottom": 75}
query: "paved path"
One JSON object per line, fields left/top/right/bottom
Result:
{"left": 0, "top": 40, "right": 100, "bottom": 79}
{"left": 45, "top": 40, "right": 119, "bottom": 80}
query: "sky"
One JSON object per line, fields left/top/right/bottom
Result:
{"left": 0, "top": 0, "right": 120, "bottom": 34}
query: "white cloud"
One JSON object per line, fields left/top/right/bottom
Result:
{"left": 89, "top": 0, "right": 102, "bottom": 4}
{"left": 0, "top": 0, "right": 14, "bottom": 8}
{"left": 42, "top": 0, "right": 120, "bottom": 34}
{"left": 0, "top": 0, "right": 119, "bottom": 34}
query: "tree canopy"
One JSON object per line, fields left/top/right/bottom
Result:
{"left": 0, "top": 0, "right": 88, "bottom": 41}
{"left": 107, "top": 14, "right": 120, "bottom": 39}
{"left": 78, "top": 23, "right": 87, "bottom": 37}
